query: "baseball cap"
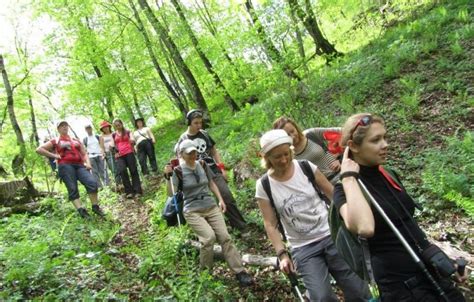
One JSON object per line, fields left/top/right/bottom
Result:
{"left": 179, "top": 139, "right": 198, "bottom": 154}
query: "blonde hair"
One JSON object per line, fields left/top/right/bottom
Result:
{"left": 340, "top": 113, "right": 385, "bottom": 147}
{"left": 260, "top": 145, "right": 294, "bottom": 170}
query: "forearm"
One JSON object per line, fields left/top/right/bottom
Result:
{"left": 36, "top": 147, "right": 55, "bottom": 158}
{"left": 342, "top": 177, "right": 375, "bottom": 237}
{"left": 209, "top": 180, "right": 223, "bottom": 201}
{"left": 264, "top": 222, "right": 286, "bottom": 254}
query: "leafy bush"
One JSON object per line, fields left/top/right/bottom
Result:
{"left": 422, "top": 132, "right": 474, "bottom": 217}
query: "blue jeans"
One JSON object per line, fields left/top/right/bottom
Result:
{"left": 291, "top": 236, "right": 370, "bottom": 302}
{"left": 58, "top": 163, "right": 98, "bottom": 200}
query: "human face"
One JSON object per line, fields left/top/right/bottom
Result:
{"left": 283, "top": 123, "right": 300, "bottom": 146}
{"left": 58, "top": 124, "right": 69, "bottom": 135}
{"left": 189, "top": 117, "right": 203, "bottom": 134}
{"left": 267, "top": 144, "right": 292, "bottom": 171}
{"left": 86, "top": 127, "right": 93, "bottom": 135}
{"left": 182, "top": 150, "right": 197, "bottom": 164}
{"left": 352, "top": 123, "right": 388, "bottom": 167}
{"left": 113, "top": 121, "right": 123, "bottom": 131}
{"left": 136, "top": 120, "right": 144, "bottom": 128}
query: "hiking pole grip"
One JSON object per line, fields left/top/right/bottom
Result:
{"left": 456, "top": 258, "right": 467, "bottom": 276}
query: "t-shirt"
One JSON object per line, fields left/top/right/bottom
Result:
{"left": 113, "top": 131, "right": 134, "bottom": 157}
{"left": 333, "top": 165, "right": 430, "bottom": 285}
{"left": 133, "top": 127, "right": 152, "bottom": 145}
{"left": 50, "top": 136, "right": 83, "bottom": 165}
{"left": 101, "top": 134, "right": 114, "bottom": 153}
{"left": 172, "top": 161, "right": 216, "bottom": 213}
{"left": 176, "top": 130, "right": 219, "bottom": 174}
{"left": 255, "top": 160, "right": 330, "bottom": 248}
{"left": 84, "top": 135, "right": 101, "bottom": 158}
{"left": 298, "top": 128, "right": 340, "bottom": 184}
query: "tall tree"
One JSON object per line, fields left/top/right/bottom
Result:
{"left": 137, "top": 0, "right": 210, "bottom": 119}
{"left": 170, "top": 0, "right": 239, "bottom": 112}
{"left": 0, "top": 55, "right": 26, "bottom": 176}
{"left": 287, "top": 0, "right": 340, "bottom": 58}
{"left": 244, "top": 0, "right": 301, "bottom": 81}
{"left": 128, "top": 0, "right": 187, "bottom": 117}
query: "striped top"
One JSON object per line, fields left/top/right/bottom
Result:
{"left": 295, "top": 128, "right": 340, "bottom": 184}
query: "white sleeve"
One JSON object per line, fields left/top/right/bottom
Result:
{"left": 255, "top": 179, "right": 270, "bottom": 201}
{"left": 308, "top": 160, "right": 318, "bottom": 174}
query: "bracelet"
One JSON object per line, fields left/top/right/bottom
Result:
{"left": 276, "top": 249, "right": 288, "bottom": 260}
{"left": 340, "top": 171, "right": 359, "bottom": 180}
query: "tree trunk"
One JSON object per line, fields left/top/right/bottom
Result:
{"left": 128, "top": 0, "right": 187, "bottom": 116}
{"left": 287, "top": 0, "right": 340, "bottom": 58}
{"left": 170, "top": 0, "right": 239, "bottom": 112}
{"left": 137, "top": 0, "right": 210, "bottom": 120}
{"left": 92, "top": 64, "right": 115, "bottom": 120}
{"left": 27, "top": 84, "right": 40, "bottom": 146}
{"left": 119, "top": 55, "right": 144, "bottom": 119}
{"left": 244, "top": 0, "right": 301, "bottom": 81}
{"left": 0, "top": 55, "right": 26, "bottom": 176}
{"left": 288, "top": 0, "right": 309, "bottom": 74}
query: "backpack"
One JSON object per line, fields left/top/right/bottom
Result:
{"left": 305, "top": 129, "right": 343, "bottom": 156}
{"left": 83, "top": 135, "right": 100, "bottom": 148}
{"left": 329, "top": 167, "right": 404, "bottom": 285}
{"left": 260, "top": 160, "right": 331, "bottom": 241}
{"left": 162, "top": 161, "right": 207, "bottom": 227}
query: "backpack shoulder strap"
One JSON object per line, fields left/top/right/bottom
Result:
{"left": 260, "top": 174, "right": 287, "bottom": 242}
{"left": 298, "top": 160, "right": 331, "bottom": 206}
{"left": 95, "top": 135, "right": 100, "bottom": 142}
{"left": 83, "top": 137, "right": 88, "bottom": 147}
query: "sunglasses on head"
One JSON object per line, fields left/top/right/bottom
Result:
{"left": 349, "top": 115, "right": 373, "bottom": 140}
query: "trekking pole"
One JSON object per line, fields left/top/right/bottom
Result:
{"left": 288, "top": 272, "right": 305, "bottom": 302}
{"left": 357, "top": 179, "right": 450, "bottom": 302}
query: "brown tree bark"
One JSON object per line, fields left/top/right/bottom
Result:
{"left": 245, "top": 0, "right": 301, "bottom": 81}
{"left": 128, "top": 0, "right": 187, "bottom": 117}
{"left": 287, "top": 0, "right": 340, "bottom": 58}
{"left": 137, "top": 0, "right": 210, "bottom": 120}
{"left": 27, "top": 85, "right": 39, "bottom": 146}
{"left": 0, "top": 55, "right": 26, "bottom": 176}
{"left": 170, "top": 0, "right": 239, "bottom": 112}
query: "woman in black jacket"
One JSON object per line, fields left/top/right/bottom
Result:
{"left": 333, "top": 113, "right": 467, "bottom": 301}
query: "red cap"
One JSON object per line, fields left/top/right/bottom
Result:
{"left": 99, "top": 120, "right": 111, "bottom": 130}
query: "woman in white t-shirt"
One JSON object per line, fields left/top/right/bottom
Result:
{"left": 255, "top": 129, "right": 369, "bottom": 302}
{"left": 133, "top": 118, "right": 157, "bottom": 176}
{"left": 99, "top": 120, "right": 120, "bottom": 186}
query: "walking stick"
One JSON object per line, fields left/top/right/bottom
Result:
{"left": 288, "top": 272, "right": 305, "bottom": 302}
{"left": 168, "top": 172, "right": 182, "bottom": 226}
{"left": 357, "top": 179, "right": 450, "bottom": 302}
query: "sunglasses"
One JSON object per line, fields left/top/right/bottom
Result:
{"left": 349, "top": 115, "right": 373, "bottom": 140}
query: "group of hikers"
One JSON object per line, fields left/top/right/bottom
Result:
{"left": 36, "top": 109, "right": 468, "bottom": 301}
{"left": 36, "top": 118, "right": 158, "bottom": 218}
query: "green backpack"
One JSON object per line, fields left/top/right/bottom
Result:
{"left": 329, "top": 166, "right": 404, "bottom": 300}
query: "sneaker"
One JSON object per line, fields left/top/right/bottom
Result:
{"left": 134, "top": 193, "right": 142, "bottom": 199}
{"left": 125, "top": 193, "right": 134, "bottom": 199}
{"left": 240, "top": 229, "right": 252, "bottom": 238}
{"left": 77, "top": 208, "right": 91, "bottom": 219}
{"left": 91, "top": 204, "right": 105, "bottom": 217}
{"left": 236, "top": 271, "right": 253, "bottom": 287}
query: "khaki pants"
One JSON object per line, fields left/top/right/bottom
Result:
{"left": 184, "top": 206, "right": 244, "bottom": 273}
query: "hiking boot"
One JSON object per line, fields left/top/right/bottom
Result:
{"left": 236, "top": 271, "right": 253, "bottom": 287}
{"left": 77, "top": 208, "right": 90, "bottom": 219}
{"left": 91, "top": 204, "right": 105, "bottom": 217}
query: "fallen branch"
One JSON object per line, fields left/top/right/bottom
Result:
{"left": 186, "top": 240, "right": 278, "bottom": 268}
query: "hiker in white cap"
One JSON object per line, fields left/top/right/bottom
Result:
{"left": 255, "top": 129, "right": 369, "bottom": 301}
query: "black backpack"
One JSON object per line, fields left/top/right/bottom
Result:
{"left": 162, "top": 166, "right": 186, "bottom": 227}
{"left": 260, "top": 160, "right": 331, "bottom": 241}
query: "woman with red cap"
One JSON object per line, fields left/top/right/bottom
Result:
{"left": 36, "top": 120, "right": 104, "bottom": 218}
{"left": 99, "top": 120, "right": 120, "bottom": 187}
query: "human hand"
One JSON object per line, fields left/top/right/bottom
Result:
{"left": 341, "top": 147, "right": 359, "bottom": 174}
{"left": 164, "top": 165, "right": 173, "bottom": 175}
{"left": 54, "top": 154, "right": 61, "bottom": 160}
{"left": 85, "top": 163, "right": 92, "bottom": 170}
{"left": 219, "top": 200, "right": 227, "bottom": 213}
{"left": 329, "top": 160, "right": 341, "bottom": 172}
{"left": 453, "top": 258, "right": 469, "bottom": 283}
{"left": 279, "top": 255, "right": 296, "bottom": 274}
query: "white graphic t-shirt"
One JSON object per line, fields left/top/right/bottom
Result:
{"left": 255, "top": 160, "right": 330, "bottom": 248}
